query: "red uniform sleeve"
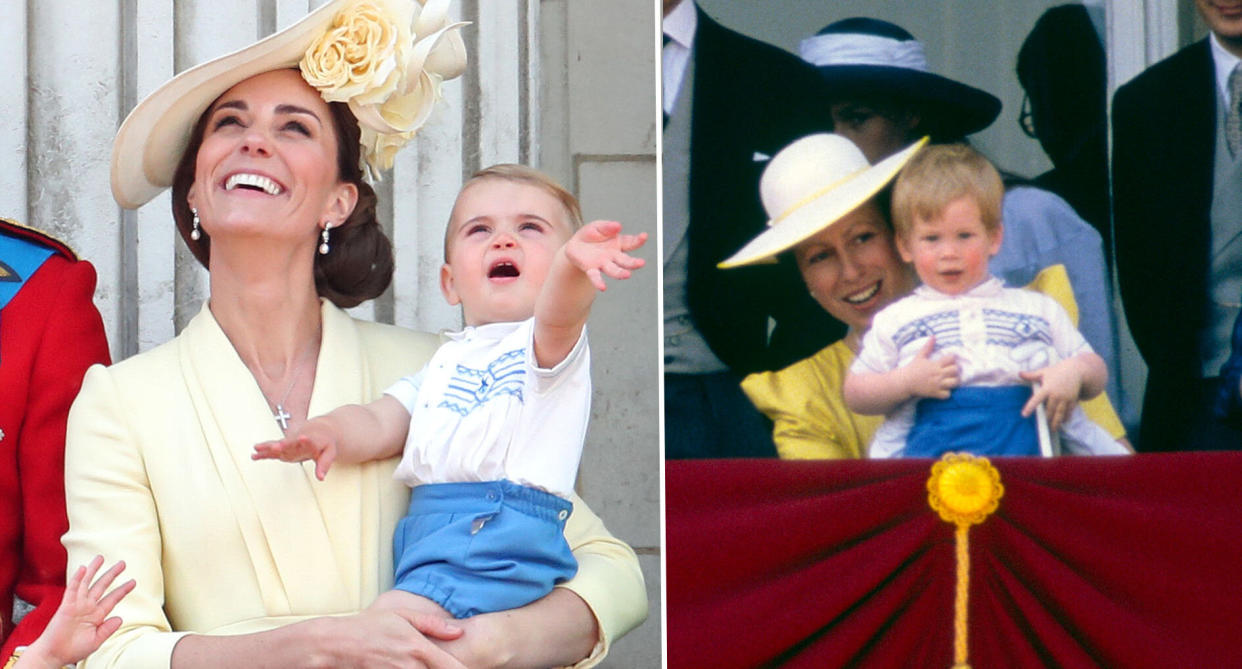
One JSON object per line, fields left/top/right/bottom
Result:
{"left": 0, "top": 255, "right": 110, "bottom": 660}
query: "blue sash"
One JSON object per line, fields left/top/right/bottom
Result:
{"left": 0, "top": 232, "right": 55, "bottom": 309}
{"left": 0, "top": 232, "right": 55, "bottom": 366}
{"left": 906, "top": 385, "right": 1040, "bottom": 457}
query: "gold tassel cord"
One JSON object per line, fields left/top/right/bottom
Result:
{"left": 927, "top": 454, "right": 1004, "bottom": 669}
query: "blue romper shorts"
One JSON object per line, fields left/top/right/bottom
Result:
{"left": 392, "top": 479, "right": 578, "bottom": 618}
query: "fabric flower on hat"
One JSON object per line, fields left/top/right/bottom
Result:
{"left": 301, "top": 0, "right": 413, "bottom": 103}
{"left": 300, "top": 0, "right": 467, "bottom": 175}
{"left": 360, "top": 126, "right": 415, "bottom": 180}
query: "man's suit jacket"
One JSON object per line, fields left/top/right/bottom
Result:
{"left": 0, "top": 220, "right": 110, "bottom": 661}
{"left": 683, "top": 9, "right": 844, "bottom": 376}
{"left": 1112, "top": 39, "right": 1217, "bottom": 451}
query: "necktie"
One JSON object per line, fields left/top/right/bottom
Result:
{"left": 1228, "top": 64, "right": 1242, "bottom": 158}
{"left": 662, "top": 34, "right": 671, "bottom": 129}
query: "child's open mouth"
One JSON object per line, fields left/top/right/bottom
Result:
{"left": 489, "top": 261, "right": 520, "bottom": 278}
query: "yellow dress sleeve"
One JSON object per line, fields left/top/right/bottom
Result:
{"left": 741, "top": 341, "right": 879, "bottom": 460}
{"left": 1024, "top": 265, "right": 1126, "bottom": 440}
{"left": 64, "top": 365, "right": 192, "bottom": 668}
{"left": 556, "top": 495, "right": 648, "bottom": 668}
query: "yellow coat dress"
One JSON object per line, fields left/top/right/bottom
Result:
{"left": 63, "top": 301, "right": 646, "bottom": 667}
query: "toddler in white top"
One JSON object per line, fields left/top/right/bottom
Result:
{"left": 844, "top": 144, "right": 1128, "bottom": 458}
{"left": 253, "top": 164, "right": 646, "bottom": 619}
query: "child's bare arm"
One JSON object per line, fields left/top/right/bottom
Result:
{"left": 844, "top": 337, "right": 959, "bottom": 415}
{"left": 533, "top": 220, "right": 646, "bottom": 368}
{"left": 252, "top": 396, "right": 410, "bottom": 480}
{"left": 16, "top": 556, "right": 135, "bottom": 669}
{"left": 1020, "top": 351, "right": 1107, "bottom": 431}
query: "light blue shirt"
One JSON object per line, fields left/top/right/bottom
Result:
{"left": 990, "top": 186, "right": 1128, "bottom": 421}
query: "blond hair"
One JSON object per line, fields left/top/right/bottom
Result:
{"left": 444, "top": 164, "right": 584, "bottom": 260}
{"left": 891, "top": 144, "right": 1003, "bottom": 239}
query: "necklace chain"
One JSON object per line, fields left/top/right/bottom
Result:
{"left": 256, "top": 346, "right": 316, "bottom": 432}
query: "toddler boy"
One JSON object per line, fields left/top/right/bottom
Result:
{"left": 253, "top": 164, "right": 646, "bottom": 618}
{"left": 843, "top": 144, "right": 1125, "bottom": 458}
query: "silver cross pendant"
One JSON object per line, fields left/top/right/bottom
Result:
{"left": 274, "top": 405, "right": 291, "bottom": 431}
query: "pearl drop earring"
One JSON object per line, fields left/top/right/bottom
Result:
{"left": 190, "top": 207, "right": 202, "bottom": 241}
{"left": 319, "top": 223, "right": 332, "bottom": 255}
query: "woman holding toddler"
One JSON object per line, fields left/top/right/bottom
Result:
{"left": 61, "top": 1, "right": 646, "bottom": 667}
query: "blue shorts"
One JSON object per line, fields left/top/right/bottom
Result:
{"left": 392, "top": 480, "right": 577, "bottom": 618}
{"left": 906, "top": 386, "right": 1040, "bottom": 458}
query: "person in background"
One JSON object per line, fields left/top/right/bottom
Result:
{"left": 798, "top": 16, "right": 1127, "bottom": 424}
{"left": 1113, "top": 0, "right": 1242, "bottom": 451}
{"left": 662, "top": 0, "right": 842, "bottom": 459}
{"left": 0, "top": 218, "right": 110, "bottom": 665}
{"left": 1016, "top": 3, "right": 1111, "bottom": 250}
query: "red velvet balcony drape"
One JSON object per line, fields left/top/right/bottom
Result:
{"left": 666, "top": 454, "right": 1242, "bottom": 668}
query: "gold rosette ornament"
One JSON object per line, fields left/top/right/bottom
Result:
{"left": 927, "top": 453, "right": 1004, "bottom": 669}
{"left": 300, "top": 0, "right": 468, "bottom": 177}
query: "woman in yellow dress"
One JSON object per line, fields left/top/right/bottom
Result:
{"left": 727, "top": 134, "right": 1125, "bottom": 459}
{"left": 62, "top": 2, "right": 645, "bottom": 666}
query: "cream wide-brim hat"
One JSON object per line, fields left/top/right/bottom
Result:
{"left": 111, "top": 0, "right": 467, "bottom": 209}
{"left": 718, "top": 134, "right": 927, "bottom": 268}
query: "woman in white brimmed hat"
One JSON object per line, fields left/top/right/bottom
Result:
{"left": 730, "top": 134, "right": 1125, "bottom": 460}
{"left": 724, "top": 134, "right": 919, "bottom": 459}
{"left": 798, "top": 16, "right": 1127, "bottom": 424}
{"left": 61, "top": 2, "right": 645, "bottom": 667}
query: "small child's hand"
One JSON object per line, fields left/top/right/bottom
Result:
{"left": 20, "top": 555, "right": 134, "bottom": 668}
{"left": 563, "top": 220, "right": 647, "bottom": 291}
{"left": 901, "top": 336, "right": 959, "bottom": 399}
{"left": 1020, "top": 359, "right": 1084, "bottom": 432}
{"left": 252, "top": 419, "right": 339, "bottom": 480}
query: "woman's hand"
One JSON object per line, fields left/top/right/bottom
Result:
{"left": 312, "top": 609, "right": 468, "bottom": 669}
{"left": 170, "top": 609, "right": 466, "bottom": 669}
{"left": 431, "top": 589, "right": 600, "bottom": 669}
{"left": 429, "top": 612, "right": 515, "bottom": 669}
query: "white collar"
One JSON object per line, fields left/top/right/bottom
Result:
{"left": 661, "top": 1, "right": 697, "bottom": 115}
{"left": 444, "top": 319, "right": 524, "bottom": 342}
{"left": 663, "top": 0, "right": 696, "bottom": 50}
{"left": 1209, "top": 32, "right": 1242, "bottom": 107}
{"left": 913, "top": 275, "right": 1004, "bottom": 300}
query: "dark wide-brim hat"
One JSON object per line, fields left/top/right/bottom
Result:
{"left": 800, "top": 17, "right": 1001, "bottom": 140}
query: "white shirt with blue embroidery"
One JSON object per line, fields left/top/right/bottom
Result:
{"left": 385, "top": 318, "right": 589, "bottom": 499}
{"left": 852, "top": 276, "right": 1121, "bottom": 458}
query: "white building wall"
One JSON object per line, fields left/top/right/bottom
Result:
{"left": 542, "top": 2, "right": 660, "bottom": 666}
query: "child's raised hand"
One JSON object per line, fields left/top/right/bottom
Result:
{"left": 252, "top": 419, "right": 339, "bottom": 481}
{"left": 901, "top": 336, "right": 959, "bottom": 399}
{"left": 563, "top": 220, "right": 647, "bottom": 291}
{"left": 20, "top": 555, "right": 134, "bottom": 668}
{"left": 1020, "top": 358, "right": 1084, "bottom": 432}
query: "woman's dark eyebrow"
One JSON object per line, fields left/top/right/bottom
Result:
{"left": 213, "top": 100, "right": 247, "bottom": 113}
{"left": 209, "top": 100, "right": 321, "bottom": 125}
{"left": 276, "top": 104, "right": 323, "bottom": 124}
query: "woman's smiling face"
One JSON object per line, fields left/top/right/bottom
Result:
{"left": 792, "top": 199, "right": 915, "bottom": 333}
{"left": 187, "top": 69, "right": 356, "bottom": 245}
